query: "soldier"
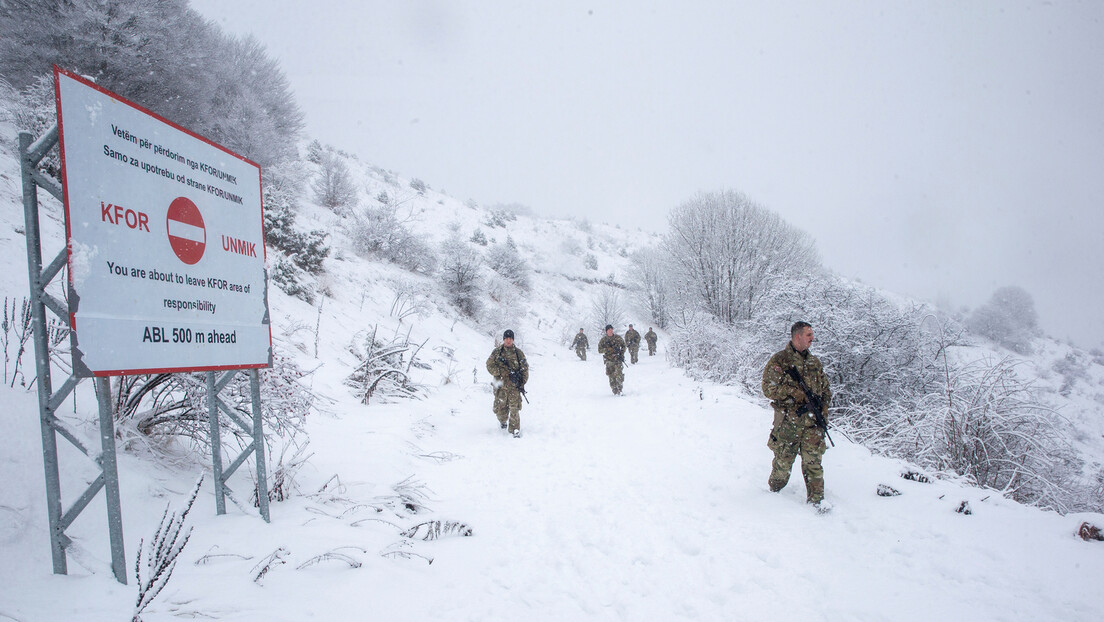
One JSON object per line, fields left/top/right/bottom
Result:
{"left": 571, "top": 327, "right": 589, "bottom": 361}
{"left": 762, "top": 321, "right": 833, "bottom": 509}
{"left": 644, "top": 327, "right": 658, "bottom": 356}
{"left": 486, "top": 329, "right": 529, "bottom": 438}
{"left": 624, "top": 324, "right": 641, "bottom": 364}
{"left": 597, "top": 324, "right": 627, "bottom": 395}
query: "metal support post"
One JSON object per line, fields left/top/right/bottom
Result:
{"left": 250, "top": 369, "right": 271, "bottom": 522}
{"left": 206, "top": 371, "right": 227, "bottom": 515}
{"left": 19, "top": 128, "right": 126, "bottom": 584}
{"left": 95, "top": 377, "right": 127, "bottom": 582}
{"left": 207, "top": 369, "right": 269, "bottom": 520}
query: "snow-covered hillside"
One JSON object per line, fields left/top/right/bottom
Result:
{"left": 2, "top": 119, "right": 1103, "bottom": 621}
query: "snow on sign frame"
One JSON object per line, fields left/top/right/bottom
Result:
{"left": 54, "top": 66, "right": 271, "bottom": 376}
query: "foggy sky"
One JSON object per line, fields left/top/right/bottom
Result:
{"left": 193, "top": 0, "right": 1104, "bottom": 348}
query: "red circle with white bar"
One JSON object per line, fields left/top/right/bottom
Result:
{"left": 166, "top": 197, "right": 206, "bottom": 265}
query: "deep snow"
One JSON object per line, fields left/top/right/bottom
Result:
{"left": 2, "top": 334, "right": 1103, "bottom": 621}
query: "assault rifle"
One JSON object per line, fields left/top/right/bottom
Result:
{"left": 785, "top": 367, "right": 834, "bottom": 447}
{"left": 497, "top": 355, "right": 529, "bottom": 404}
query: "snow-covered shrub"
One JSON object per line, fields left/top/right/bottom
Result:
{"left": 934, "top": 357, "right": 1072, "bottom": 510}
{"left": 967, "top": 285, "right": 1039, "bottom": 355}
{"left": 113, "top": 352, "right": 312, "bottom": 457}
{"left": 2, "top": 296, "right": 32, "bottom": 388}
{"left": 409, "top": 178, "right": 427, "bottom": 194}
{"left": 560, "top": 238, "right": 583, "bottom": 256}
{"left": 264, "top": 187, "right": 330, "bottom": 275}
{"left": 344, "top": 327, "right": 427, "bottom": 404}
{"left": 486, "top": 238, "right": 530, "bottom": 290}
{"left": 257, "top": 437, "right": 310, "bottom": 504}
{"left": 133, "top": 477, "right": 201, "bottom": 622}
{"left": 1, "top": 74, "right": 60, "bottom": 177}
{"left": 305, "top": 139, "right": 324, "bottom": 164}
{"left": 388, "top": 282, "right": 433, "bottom": 323}
{"left": 438, "top": 236, "right": 483, "bottom": 317}
{"left": 470, "top": 229, "right": 488, "bottom": 246}
{"left": 584, "top": 253, "right": 599, "bottom": 271}
{"left": 1053, "top": 352, "right": 1088, "bottom": 397}
{"left": 312, "top": 151, "right": 357, "bottom": 209}
{"left": 346, "top": 204, "right": 437, "bottom": 275}
{"left": 482, "top": 209, "right": 516, "bottom": 229}
{"left": 481, "top": 275, "right": 524, "bottom": 333}
{"left": 271, "top": 254, "right": 316, "bottom": 303}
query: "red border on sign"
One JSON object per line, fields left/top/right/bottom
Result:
{"left": 54, "top": 65, "right": 272, "bottom": 377}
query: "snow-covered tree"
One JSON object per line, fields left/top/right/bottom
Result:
{"left": 486, "top": 239, "right": 530, "bottom": 290}
{"left": 627, "top": 246, "right": 671, "bottom": 329}
{"left": 438, "top": 236, "right": 482, "bottom": 317}
{"left": 967, "top": 285, "right": 1039, "bottom": 354}
{"left": 590, "top": 287, "right": 626, "bottom": 332}
{"left": 312, "top": 151, "right": 357, "bottom": 209}
{"left": 664, "top": 190, "right": 820, "bottom": 324}
{"left": 0, "top": 0, "right": 303, "bottom": 169}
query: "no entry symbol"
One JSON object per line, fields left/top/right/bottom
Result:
{"left": 166, "top": 197, "right": 206, "bottom": 265}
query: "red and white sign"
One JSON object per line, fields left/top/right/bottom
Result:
{"left": 55, "top": 66, "right": 271, "bottom": 376}
{"left": 166, "top": 197, "right": 207, "bottom": 265}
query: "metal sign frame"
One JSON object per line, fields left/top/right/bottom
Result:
{"left": 19, "top": 127, "right": 127, "bottom": 584}
{"left": 19, "top": 111, "right": 273, "bottom": 586}
{"left": 207, "top": 368, "right": 270, "bottom": 522}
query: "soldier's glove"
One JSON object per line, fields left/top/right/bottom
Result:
{"left": 791, "top": 386, "right": 807, "bottom": 403}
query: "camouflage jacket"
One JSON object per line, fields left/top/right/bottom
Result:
{"left": 762, "top": 342, "right": 832, "bottom": 421}
{"left": 598, "top": 334, "right": 627, "bottom": 362}
{"left": 624, "top": 328, "right": 641, "bottom": 347}
{"left": 644, "top": 330, "right": 657, "bottom": 345}
{"left": 486, "top": 345, "right": 529, "bottom": 388}
{"left": 571, "top": 333, "right": 589, "bottom": 349}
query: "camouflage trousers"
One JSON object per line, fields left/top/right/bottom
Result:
{"left": 647, "top": 343, "right": 656, "bottom": 356}
{"left": 604, "top": 359, "right": 624, "bottom": 394}
{"left": 628, "top": 345, "right": 640, "bottom": 364}
{"left": 576, "top": 346, "right": 587, "bottom": 361}
{"left": 767, "top": 411, "right": 827, "bottom": 503}
{"left": 493, "top": 384, "right": 523, "bottom": 434}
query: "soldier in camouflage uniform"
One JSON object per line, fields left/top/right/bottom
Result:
{"left": 624, "top": 324, "right": 641, "bottom": 364}
{"left": 762, "top": 321, "right": 832, "bottom": 506}
{"left": 644, "top": 328, "right": 658, "bottom": 356}
{"left": 486, "top": 329, "right": 529, "bottom": 438}
{"left": 571, "top": 328, "right": 589, "bottom": 361}
{"left": 597, "top": 324, "right": 627, "bottom": 395}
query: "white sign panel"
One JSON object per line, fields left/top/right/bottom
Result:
{"left": 55, "top": 67, "right": 271, "bottom": 376}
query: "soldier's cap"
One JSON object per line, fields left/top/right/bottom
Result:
{"left": 503, "top": 329, "right": 514, "bottom": 339}
{"left": 605, "top": 324, "right": 614, "bottom": 331}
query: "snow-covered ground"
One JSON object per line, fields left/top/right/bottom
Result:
{"left": 3, "top": 329, "right": 1104, "bottom": 620}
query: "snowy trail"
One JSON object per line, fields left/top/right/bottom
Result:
{"left": 420, "top": 344, "right": 751, "bottom": 620}
{"left": 297, "top": 336, "right": 1104, "bottom": 621}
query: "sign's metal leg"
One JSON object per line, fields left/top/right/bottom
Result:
{"left": 206, "top": 371, "right": 226, "bottom": 515}
{"left": 94, "top": 377, "right": 127, "bottom": 584}
{"left": 250, "top": 369, "right": 271, "bottom": 523}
